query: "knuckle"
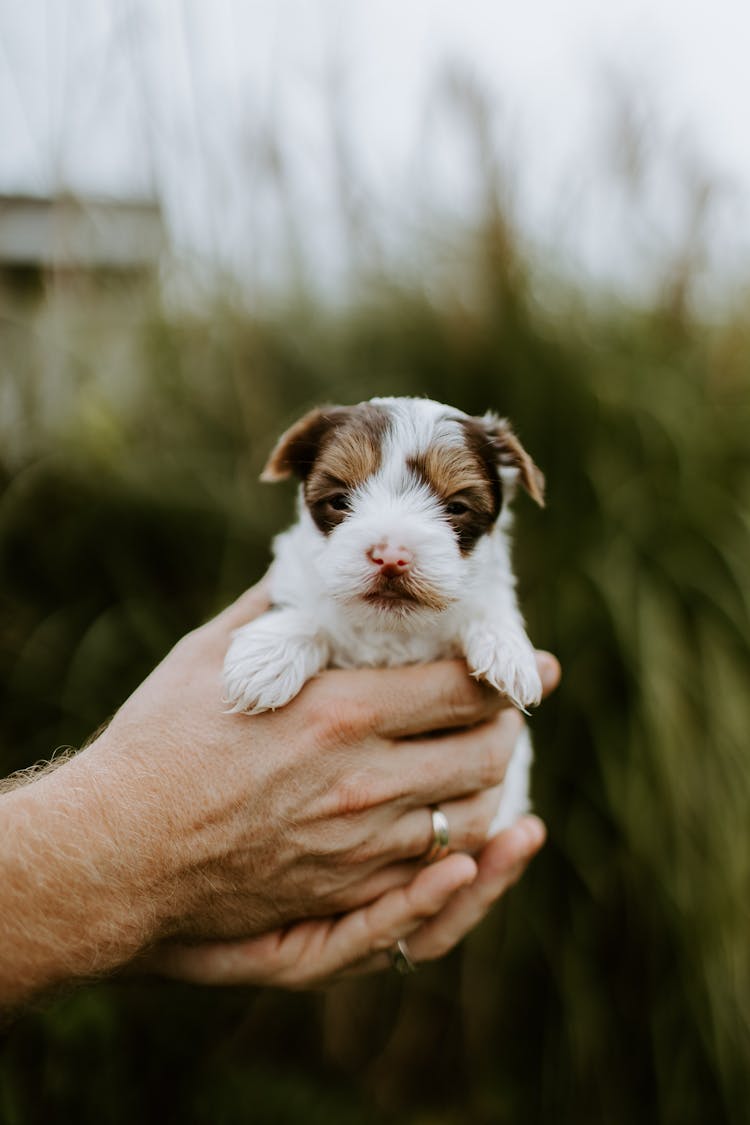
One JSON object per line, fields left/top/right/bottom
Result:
{"left": 370, "top": 930, "right": 399, "bottom": 955}
{"left": 477, "top": 742, "right": 508, "bottom": 789}
{"left": 460, "top": 807, "right": 492, "bottom": 852}
{"left": 405, "top": 824, "right": 434, "bottom": 861}
{"left": 329, "top": 772, "right": 381, "bottom": 817}
{"left": 442, "top": 674, "right": 500, "bottom": 730}
{"left": 306, "top": 822, "right": 349, "bottom": 862}
{"left": 343, "top": 836, "right": 382, "bottom": 867}
{"left": 302, "top": 697, "right": 335, "bottom": 736}
{"left": 311, "top": 697, "right": 376, "bottom": 748}
{"left": 443, "top": 681, "right": 480, "bottom": 727}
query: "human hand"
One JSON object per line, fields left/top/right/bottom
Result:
{"left": 0, "top": 569, "right": 559, "bottom": 1009}
{"left": 135, "top": 814, "right": 546, "bottom": 989}
{"left": 87, "top": 584, "right": 557, "bottom": 949}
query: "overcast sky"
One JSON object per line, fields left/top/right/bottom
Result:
{"left": 1, "top": 0, "right": 749, "bottom": 298}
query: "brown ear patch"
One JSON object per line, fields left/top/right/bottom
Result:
{"left": 477, "top": 414, "right": 545, "bottom": 507}
{"left": 262, "top": 402, "right": 391, "bottom": 534}
{"left": 261, "top": 407, "right": 345, "bottom": 482}
{"left": 261, "top": 404, "right": 391, "bottom": 484}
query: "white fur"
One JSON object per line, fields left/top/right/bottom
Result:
{"left": 223, "top": 396, "right": 541, "bottom": 831}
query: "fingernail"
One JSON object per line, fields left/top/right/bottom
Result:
{"left": 535, "top": 651, "right": 561, "bottom": 693}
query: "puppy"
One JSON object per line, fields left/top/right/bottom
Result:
{"left": 224, "top": 396, "right": 545, "bottom": 832}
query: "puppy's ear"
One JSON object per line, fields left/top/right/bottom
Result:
{"left": 480, "top": 412, "right": 545, "bottom": 507}
{"left": 261, "top": 406, "right": 346, "bottom": 482}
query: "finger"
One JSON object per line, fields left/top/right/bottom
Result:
{"left": 317, "top": 661, "right": 507, "bottom": 740}
{"left": 353, "top": 650, "right": 559, "bottom": 741}
{"left": 352, "top": 815, "right": 545, "bottom": 975}
{"left": 137, "top": 941, "right": 229, "bottom": 985}
{"left": 385, "top": 708, "right": 524, "bottom": 808}
{"left": 391, "top": 783, "right": 507, "bottom": 862}
{"left": 375, "top": 651, "right": 560, "bottom": 738}
{"left": 536, "top": 651, "right": 561, "bottom": 697}
{"left": 323, "top": 859, "right": 425, "bottom": 911}
{"left": 305, "top": 852, "right": 477, "bottom": 983}
{"left": 308, "top": 771, "right": 510, "bottom": 910}
{"left": 407, "top": 815, "right": 546, "bottom": 961}
{"left": 144, "top": 852, "right": 478, "bottom": 987}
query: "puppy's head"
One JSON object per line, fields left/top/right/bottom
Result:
{"left": 262, "top": 397, "right": 544, "bottom": 618}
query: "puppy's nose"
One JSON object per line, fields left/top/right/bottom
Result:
{"left": 367, "top": 543, "right": 413, "bottom": 577}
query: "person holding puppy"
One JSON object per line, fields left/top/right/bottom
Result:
{"left": 0, "top": 581, "right": 559, "bottom": 1009}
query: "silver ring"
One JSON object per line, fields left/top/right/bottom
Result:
{"left": 424, "top": 806, "right": 450, "bottom": 863}
{"left": 389, "top": 937, "right": 417, "bottom": 975}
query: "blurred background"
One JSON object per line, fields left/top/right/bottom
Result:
{"left": 1, "top": 2, "right": 749, "bottom": 1123}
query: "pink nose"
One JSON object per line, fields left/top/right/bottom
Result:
{"left": 367, "top": 543, "right": 413, "bottom": 577}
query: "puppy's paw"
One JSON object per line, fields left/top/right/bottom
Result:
{"left": 464, "top": 629, "right": 542, "bottom": 713}
{"left": 223, "top": 614, "right": 328, "bottom": 715}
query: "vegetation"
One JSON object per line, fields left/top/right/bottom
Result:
{"left": 1, "top": 201, "right": 748, "bottom": 1125}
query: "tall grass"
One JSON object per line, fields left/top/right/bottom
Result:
{"left": 1, "top": 168, "right": 749, "bottom": 1125}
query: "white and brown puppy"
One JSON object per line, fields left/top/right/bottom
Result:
{"left": 224, "top": 396, "right": 545, "bottom": 832}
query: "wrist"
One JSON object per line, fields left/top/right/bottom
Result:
{"left": 0, "top": 743, "right": 171, "bottom": 1007}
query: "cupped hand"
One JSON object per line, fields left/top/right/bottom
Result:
{"left": 136, "top": 815, "right": 546, "bottom": 989}
{"left": 89, "top": 583, "right": 558, "bottom": 949}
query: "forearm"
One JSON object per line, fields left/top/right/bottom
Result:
{"left": 0, "top": 746, "right": 166, "bottom": 1009}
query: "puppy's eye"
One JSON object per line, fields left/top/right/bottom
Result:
{"left": 326, "top": 493, "right": 350, "bottom": 512}
{"left": 446, "top": 500, "right": 470, "bottom": 516}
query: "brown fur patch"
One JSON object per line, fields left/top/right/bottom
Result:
{"left": 307, "top": 408, "right": 386, "bottom": 490}
{"left": 408, "top": 444, "right": 498, "bottom": 508}
{"left": 363, "top": 577, "right": 450, "bottom": 614}
{"left": 262, "top": 403, "right": 390, "bottom": 535}
{"left": 408, "top": 435, "right": 500, "bottom": 554}
{"left": 261, "top": 407, "right": 345, "bottom": 482}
